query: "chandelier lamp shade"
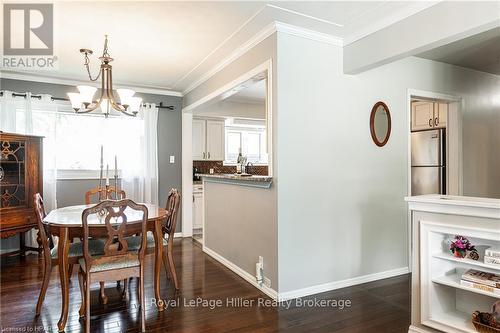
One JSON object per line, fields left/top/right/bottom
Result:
{"left": 67, "top": 35, "right": 142, "bottom": 117}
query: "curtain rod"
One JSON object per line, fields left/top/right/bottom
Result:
{"left": 0, "top": 91, "right": 175, "bottom": 110}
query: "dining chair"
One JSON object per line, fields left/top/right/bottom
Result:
{"left": 126, "top": 188, "right": 181, "bottom": 290}
{"left": 34, "top": 193, "right": 105, "bottom": 317}
{"left": 85, "top": 186, "right": 126, "bottom": 204}
{"left": 85, "top": 186, "right": 127, "bottom": 303}
{"left": 78, "top": 199, "right": 148, "bottom": 333}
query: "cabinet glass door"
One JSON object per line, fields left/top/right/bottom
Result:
{"left": 0, "top": 140, "right": 26, "bottom": 208}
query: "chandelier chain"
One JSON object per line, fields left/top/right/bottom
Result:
{"left": 84, "top": 53, "right": 101, "bottom": 82}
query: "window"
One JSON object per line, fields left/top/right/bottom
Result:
{"left": 224, "top": 125, "right": 267, "bottom": 164}
{"left": 11, "top": 100, "right": 144, "bottom": 178}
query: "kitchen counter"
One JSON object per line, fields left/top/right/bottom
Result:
{"left": 196, "top": 173, "right": 272, "bottom": 188}
{"left": 405, "top": 194, "right": 500, "bottom": 218}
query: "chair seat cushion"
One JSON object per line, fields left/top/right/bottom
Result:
{"left": 79, "top": 255, "right": 139, "bottom": 273}
{"left": 50, "top": 239, "right": 105, "bottom": 259}
{"left": 125, "top": 233, "right": 168, "bottom": 251}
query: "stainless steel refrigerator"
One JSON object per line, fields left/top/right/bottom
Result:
{"left": 411, "top": 129, "right": 446, "bottom": 195}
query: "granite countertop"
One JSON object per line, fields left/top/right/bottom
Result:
{"left": 196, "top": 173, "right": 272, "bottom": 183}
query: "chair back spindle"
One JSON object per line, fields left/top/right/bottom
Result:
{"left": 163, "top": 189, "right": 181, "bottom": 238}
{"left": 81, "top": 199, "right": 148, "bottom": 273}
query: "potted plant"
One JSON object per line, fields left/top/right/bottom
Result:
{"left": 450, "top": 235, "right": 477, "bottom": 259}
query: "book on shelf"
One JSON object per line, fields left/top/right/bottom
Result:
{"left": 460, "top": 279, "right": 500, "bottom": 295}
{"left": 485, "top": 247, "right": 500, "bottom": 259}
{"left": 484, "top": 255, "right": 500, "bottom": 266}
{"left": 461, "top": 269, "right": 500, "bottom": 288}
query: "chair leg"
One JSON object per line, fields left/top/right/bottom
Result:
{"left": 78, "top": 268, "right": 85, "bottom": 318}
{"left": 140, "top": 266, "right": 146, "bottom": 332}
{"left": 85, "top": 276, "right": 91, "bottom": 333}
{"left": 137, "top": 277, "right": 142, "bottom": 309}
{"left": 99, "top": 281, "right": 108, "bottom": 304}
{"left": 167, "top": 249, "right": 179, "bottom": 290}
{"left": 161, "top": 249, "right": 170, "bottom": 280}
{"left": 35, "top": 256, "right": 52, "bottom": 316}
{"left": 116, "top": 280, "right": 121, "bottom": 289}
{"left": 122, "top": 278, "right": 129, "bottom": 300}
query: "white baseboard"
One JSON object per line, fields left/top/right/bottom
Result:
{"left": 174, "top": 232, "right": 183, "bottom": 238}
{"left": 408, "top": 324, "right": 435, "bottom": 333}
{"left": 278, "top": 267, "right": 410, "bottom": 301}
{"left": 203, "top": 246, "right": 278, "bottom": 300}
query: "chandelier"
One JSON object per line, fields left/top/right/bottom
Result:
{"left": 67, "top": 35, "right": 142, "bottom": 117}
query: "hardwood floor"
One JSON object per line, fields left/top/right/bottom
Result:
{"left": 0, "top": 239, "right": 410, "bottom": 332}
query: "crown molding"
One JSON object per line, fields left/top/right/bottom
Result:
{"left": 183, "top": 21, "right": 344, "bottom": 96}
{"left": 182, "top": 21, "right": 277, "bottom": 96}
{"left": 275, "top": 21, "right": 344, "bottom": 46}
{"left": 0, "top": 70, "right": 183, "bottom": 97}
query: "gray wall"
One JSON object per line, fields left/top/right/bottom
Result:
{"left": 204, "top": 180, "right": 277, "bottom": 288}
{"left": 0, "top": 79, "right": 182, "bottom": 253}
{"left": 276, "top": 32, "right": 500, "bottom": 294}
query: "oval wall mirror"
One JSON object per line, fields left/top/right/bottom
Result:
{"left": 370, "top": 101, "right": 391, "bottom": 147}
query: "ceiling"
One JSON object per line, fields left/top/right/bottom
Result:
{"left": 1, "top": 1, "right": 438, "bottom": 95}
{"left": 226, "top": 80, "right": 266, "bottom": 105}
{"left": 417, "top": 27, "right": 500, "bottom": 76}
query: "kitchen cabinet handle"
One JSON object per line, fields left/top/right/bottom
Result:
{"left": 434, "top": 117, "right": 438, "bottom": 126}
{"left": 428, "top": 118, "right": 432, "bottom": 127}
{"left": 203, "top": 152, "right": 206, "bottom": 159}
{"left": 208, "top": 152, "right": 210, "bottom": 159}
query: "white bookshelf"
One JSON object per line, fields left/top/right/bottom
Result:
{"left": 420, "top": 220, "right": 500, "bottom": 333}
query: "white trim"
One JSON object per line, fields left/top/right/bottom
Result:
{"left": 182, "top": 22, "right": 276, "bottom": 96}
{"left": 183, "top": 60, "right": 272, "bottom": 113}
{"left": 203, "top": 245, "right": 278, "bottom": 300}
{"left": 343, "top": 1, "right": 440, "bottom": 46}
{"left": 406, "top": 88, "right": 463, "bottom": 272}
{"left": 408, "top": 325, "right": 433, "bottom": 333}
{"left": 266, "top": 4, "right": 343, "bottom": 27}
{"left": 275, "top": 22, "right": 343, "bottom": 46}
{"left": 56, "top": 169, "right": 122, "bottom": 180}
{"left": 278, "top": 267, "right": 410, "bottom": 301}
{"left": 0, "top": 70, "right": 183, "bottom": 97}
{"left": 173, "top": 232, "right": 183, "bottom": 238}
{"left": 181, "top": 60, "right": 273, "bottom": 238}
{"left": 181, "top": 112, "right": 194, "bottom": 238}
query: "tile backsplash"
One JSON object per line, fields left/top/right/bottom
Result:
{"left": 193, "top": 160, "right": 268, "bottom": 176}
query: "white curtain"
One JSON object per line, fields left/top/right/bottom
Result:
{"left": 0, "top": 91, "right": 58, "bottom": 246}
{"left": 122, "top": 103, "right": 159, "bottom": 205}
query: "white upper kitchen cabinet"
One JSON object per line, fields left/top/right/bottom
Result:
{"left": 411, "top": 101, "right": 434, "bottom": 131}
{"left": 411, "top": 101, "right": 448, "bottom": 131}
{"left": 192, "top": 118, "right": 225, "bottom": 161}
{"left": 206, "top": 120, "right": 225, "bottom": 161}
{"left": 435, "top": 102, "right": 448, "bottom": 129}
{"left": 192, "top": 119, "right": 206, "bottom": 160}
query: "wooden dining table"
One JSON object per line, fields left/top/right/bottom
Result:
{"left": 43, "top": 203, "right": 169, "bottom": 332}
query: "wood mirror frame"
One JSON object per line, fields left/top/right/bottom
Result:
{"left": 370, "top": 101, "right": 391, "bottom": 147}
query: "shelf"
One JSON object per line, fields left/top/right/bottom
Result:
{"left": 432, "top": 272, "right": 500, "bottom": 299}
{"left": 424, "top": 309, "right": 476, "bottom": 333}
{"left": 434, "top": 252, "right": 500, "bottom": 272}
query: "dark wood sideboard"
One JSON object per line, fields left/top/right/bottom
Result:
{"left": 0, "top": 132, "right": 43, "bottom": 255}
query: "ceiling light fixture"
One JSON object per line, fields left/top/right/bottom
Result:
{"left": 67, "top": 35, "right": 142, "bottom": 117}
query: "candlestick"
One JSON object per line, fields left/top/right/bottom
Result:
{"left": 114, "top": 155, "right": 119, "bottom": 200}
{"left": 98, "top": 145, "right": 104, "bottom": 200}
{"left": 106, "top": 164, "right": 109, "bottom": 186}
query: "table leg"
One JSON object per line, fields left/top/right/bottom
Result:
{"left": 57, "top": 227, "right": 70, "bottom": 332}
{"left": 154, "top": 220, "right": 165, "bottom": 310}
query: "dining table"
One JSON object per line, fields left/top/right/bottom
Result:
{"left": 43, "top": 203, "right": 169, "bottom": 332}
